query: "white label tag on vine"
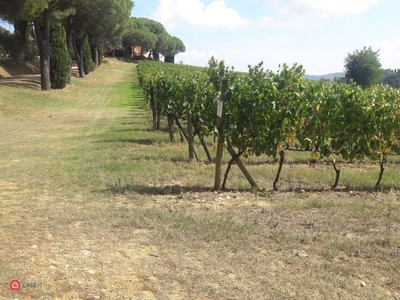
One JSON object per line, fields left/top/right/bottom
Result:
{"left": 217, "top": 101, "right": 223, "bottom": 117}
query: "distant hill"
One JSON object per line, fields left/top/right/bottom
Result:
{"left": 304, "top": 72, "right": 345, "bottom": 81}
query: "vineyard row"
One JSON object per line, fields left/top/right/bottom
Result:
{"left": 136, "top": 59, "right": 400, "bottom": 191}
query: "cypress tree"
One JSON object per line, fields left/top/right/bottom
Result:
{"left": 83, "top": 38, "right": 92, "bottom": 75}
{"left": 50, "top": 24, "right": 70, "bottom": 89}
{"left": 90, "top": 41, "right": 103, "bottom": 68}
{"left": 91, "top": 43, "right": 97, "bottom": 69}
{"left": 97, "top": 42, "right": 104, "bottom": 66}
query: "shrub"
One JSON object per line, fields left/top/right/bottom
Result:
{"left": 83, "top": 38, "right": 92, "bottom": 75}
{"left": 50, "top": 24, "right": 70, "bottom": 89}
{"left": 97, "top": 43, "right": 103, "bottom": 66}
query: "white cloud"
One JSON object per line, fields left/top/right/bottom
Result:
{"left": 262, "top": 16, "right": 273, "bottom": 22}
{"left": 228, "top": 50, "right": 241, "bottom": 54}
{"left": 152, "top": 0, "right": 250, "bottom": 30}
{"left": 179, "top": 49, "right": 207, "bottom": 59}
{"left": 175, "top": 49, "right": 219, "bottom": 67}
{"left": 208, "top": 50, "right": 219, "bottom": 58}
{"left": 260, "top": 16, "right": 303, "bottom": 28}
{"left": 371, "top": 40, "right": 400, "bottom": 69}
{"left": 267, "top": 0, "right": 378, "bottom": 18}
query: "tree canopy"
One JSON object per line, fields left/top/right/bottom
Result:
{"left": 344, "top": 46, "right": 383, "bottom": 88}
{"left": 0, "top": 1, "right": 187, "bottom": 91}
{"left": 123, "top": 17, "right": 185, "bottom": 62}
{"left": 67, "top": 0, "right": 133, "bottom": 77}
{"left": 0, "top": 0, "right": 24, "bottom": 23}
{"left": 382, "top": 69, "right": 400, "bottom": 88}
{"left": 164, "top": 36, "right": 185, "bottom": 63}
{"left": 0, "top": 26, "right": 13, "bottom": 54}
{"left": 0, "top": 0, "right": 134, "bottom": 90}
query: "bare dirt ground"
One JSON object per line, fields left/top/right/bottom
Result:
{"left": 1, "top": 60, "right": 400, "bottom": 300}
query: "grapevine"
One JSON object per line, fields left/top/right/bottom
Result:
{"left": 137, "top": 59, "right": 400, "bottom": 191}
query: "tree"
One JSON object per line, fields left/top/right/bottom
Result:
{"left": 123, "top": 19, "right": 157, "bottom": 58}
{"left": 344, "top": 46, "right": 383, "bottom": 88}
{"left": 152, "top": 31, "right": 170, "bottom": 61}
{"left": 50, "top": 23, "right": 70, "bottom": 89}
{"left": 123, "top": 18, "right": 160, "bottom": 59}
{"left": 122, "top": 17, "right": 185, "bottom": 61}
{"left": 163, "top": 36, "right": 185, "bottom": 63}
{"left": 0, "top": 26, "right": 14, "bottom": 55}
{"left": 67, "top": 0, "right": 133, "bottom": 77}
{"left": 381, "top": 69, "right": 400, "bottom": 88}
{"left": 92, "top": 41, "right": 103, "bottom": 66}
{"left": 83, "top": 37, "right": 92, "bottom": 74}
{"left": 97, "top": 42, "right": 103, "bottom": 65}
{"left": 20, "top": 0, "right": 75, "bottom": 90}
{"left": 1, "top": 0, "right": 133, "bottom": 89}
{"left": 0, "top": 0, "right": 35, "bottom": 61}
{"left": 104, "top": 37, "right": 123, "bottom": 57}
{"left": 87, "top": 0, "right": 133, "bottom": 64}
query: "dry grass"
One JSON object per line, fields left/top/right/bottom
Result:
{"left": 0, "top": 60, "right": 400, "bottom": 299}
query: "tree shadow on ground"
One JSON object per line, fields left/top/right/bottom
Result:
{"left": 0, "top": 80, "right": 41, "bottom": 90}
{"left": 93, "top": 138, "right": 155, "bottom": 145}
{"left": 103, "top": 183, "right": 397, "bottom": 196}
{"left": 106, "top": 183, "right": 214, "bottom": 195}
{"left": 110, "top": 128, "right": 154, "bottom": 133}
{"left": 0, "top": 60, "right": 40, "bottom": 76}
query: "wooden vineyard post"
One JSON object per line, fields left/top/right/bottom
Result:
{"left": 226, "top": 145, "right": 258, "bottom": 189}
{"left": 150, "top": 85, "right": 157, "bottom": 130}
{"left": 186, "top": 90, "right": 195, "bottom": 161}
{"left": 214, "top": 79, "right": 228, "bottom": 191}
{"left": 167, "top": 113, "right": 175, "bottom": 142}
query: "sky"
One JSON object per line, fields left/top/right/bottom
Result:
{"left": 1, "top": 1, "right": 398, "bottom": 75}
{"left": 131, "top": 0, "right": 400, "bottom": 75}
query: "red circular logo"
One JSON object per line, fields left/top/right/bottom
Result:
{"left": 10, "top": 280, "right": 21, "bottom": 291}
